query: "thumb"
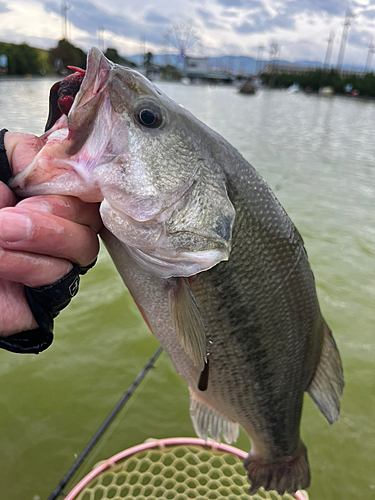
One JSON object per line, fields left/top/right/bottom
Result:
{"left": 4, "top": 132, "right": 44, "bottom": 175}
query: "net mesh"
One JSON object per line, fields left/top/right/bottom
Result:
{"left": 72, "top": 443, "right": 306, "bottom": 500}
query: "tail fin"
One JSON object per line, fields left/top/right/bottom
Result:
{"left": 244, "top": 441, "right": 310, "bottom": 495}
{"left": 307, "top": 321, "right": 344, "bottom": 424}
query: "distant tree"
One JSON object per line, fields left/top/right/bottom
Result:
{"left": 260, "top": 69, "right": 375, "bottom": 97}
{"left": 49, "top": 39, "right": 86, "bottom": 74}
{"left": 160, "top": 64, "right": 181, "bottom": 81}
{"left": 0, "top": 41, "right": 50, "bottom": 75}
{"left": 144, "top": 52, "right": 153, "bottom": 67}
{"left": 104, "top": 48, "right": 137, "bottom": 67}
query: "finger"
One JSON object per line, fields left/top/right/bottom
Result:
{"left": 0, "top": 208, "right": 99, "bottom": 266}
{"left": 0, "top": 247, "right": 72, "bottom": 288}
{"left": 0, "top": 279, "right": 37, "bottom": 336}
{"left": 17, "top": 195, "right": 103, "bottom": 233}
{"left": 0, "top": 182, "right": 17, "bottom": 209}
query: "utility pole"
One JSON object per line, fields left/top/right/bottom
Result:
{"left": 323, "top": 31, "right": 335, "bottom": 70}
{"left": 337, "top": 9, "right": 355, "bottom": 73}
{"left": 163, "top": 38, "right": 168, "bottom": 67}
{"left": 364, "top": 40, "right": 375, "bottom": 73}
{"left": 141, "top": 35, "right": 146, "bottom": 67}
{"left": 61, "top": 1, "right": 70, "bottom": 40}
{"left": 226, "top": 56, "right": 231, "bottom": 73}
{"left": 256, "top": 45, "right": 265, "bottom": 74}
{"left": 98, "top": 26, "right": 105, "bottom": 52}
{"left": 269, "top": 42, "right": 278, "bottom": 73}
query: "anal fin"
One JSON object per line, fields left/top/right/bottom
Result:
{"left": 307, "top": 321, "right": 344, "bottom": 424}
{"left": 189, "top": 389, "right": 239, "bottom": 444}
{"left": 168, "top": 277, "right": 206, "bottom": 371}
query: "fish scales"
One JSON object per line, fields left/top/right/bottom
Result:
{"left": 10, "top": 47, "right": 344, "bottom": 496}
{"left": 189, "top": 166, "right": 322, "bottom": 453}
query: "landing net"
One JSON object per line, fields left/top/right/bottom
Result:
{"left": 65, "top": 437, "right": 308, "bottom": 500}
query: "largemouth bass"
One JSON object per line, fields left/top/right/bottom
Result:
{"left": 11, "top": 48, "right": 344, "bottom": 495}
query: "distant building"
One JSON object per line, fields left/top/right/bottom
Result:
{"left": 0, "top": 54, "right": 8, "bottom": 74}
{"left": 184, "top": 57, "right": 209, "bottom": 74}
{"left": 182, "top": 56, "right": 234, "bottom": 84}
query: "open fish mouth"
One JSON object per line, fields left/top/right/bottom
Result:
{"left": 45, "top": 47, "right": 113, "bottom": 132}
{"left": 44, "top": 66, "right": 85, "bottom": 131}
{"left": 9, "top": 49, "right": 113, "bottom": 202}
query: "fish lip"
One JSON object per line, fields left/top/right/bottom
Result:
{"left": 65, "top": 48, "right": 114, "bottom": 155}
{"left": 69, "top": 47, "right": 113, "bottom": 113}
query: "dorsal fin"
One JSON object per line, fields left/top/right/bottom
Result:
{"left": 307, "top": 321, "right": 344, "bottom": 424}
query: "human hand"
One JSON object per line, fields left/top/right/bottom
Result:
{"left": 0, "top": 132, "right": 102, "bottom": 337}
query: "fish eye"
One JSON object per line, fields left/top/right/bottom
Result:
{"left": 135, "top": 102, "right": 163, "bottom": 128}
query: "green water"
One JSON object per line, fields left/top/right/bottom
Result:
{"left": 0, "top": 79, "right": 374, "bottom": 500}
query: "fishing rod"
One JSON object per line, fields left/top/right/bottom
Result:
{"left": 47, "top": 345, "right": 163, "bottom": 500}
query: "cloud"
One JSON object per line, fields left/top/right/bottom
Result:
{"left": 222, "top": 9, "right": 239, "bottom": 17}
{"left": 197, "top": 9, "right": 214, "bottom": 21}
{"left": 286, "top": 0, "right": 349, "bottom": 16}
{"left": 196, "top": 8, "right": 227, "bottom": 29}
{"left": 144, "top": 11, "right": 170, "bottom": 25}
{"left": 42, "top": 0, "right": 173, "bottom": 47}
{"left": 235, "top": 10, "right": 295, "bottom": 34}
{"left": 44, "top": 0, "right": 138, "bottom": 37}
{"left": 236, "top": 21, "right": 257, "bottom": 33}
{"left": 0, "top": 28, "right": 57, "bottom": 49}
{"left": 206, "top": 20, "right": 225, "bottom": 29}
{"left": 270, "top": 12, "right": 295, "bottom": 30}
{"left": 0, "top": 0, "right": 10, "bottom": 13}
{"left": 361, "top": 7, "right": 375, "bottom": 17}
{"left": 216, "top": 0, "right": 246, "bottom": 7}
{"left": 348, "top": 28, "right": 373, "bottom": 47}
{"left": 222, "top": 42, "right": 241, "bottom": 52}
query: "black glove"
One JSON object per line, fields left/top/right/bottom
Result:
{"left": 0, "top": 128, "right": 12, "bottom": 183}
{"left": 0, "top": 260, "right": 96, "bottom": 354}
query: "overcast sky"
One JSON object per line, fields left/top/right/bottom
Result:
{"left": 1, "top": 0, "right": 375, "bottom": 66}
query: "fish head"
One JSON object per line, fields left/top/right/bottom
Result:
{"left": 11, "top": 47, "right": 235, "bottom": 278}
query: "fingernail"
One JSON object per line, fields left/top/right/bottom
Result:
{"left": 18, "top": 200, "right": 52, "bottom": 214}
{"left": 0, "top": 212, "right": 34, "bottom": 242}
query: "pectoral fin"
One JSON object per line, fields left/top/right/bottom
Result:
{"left": 168, "top": 277, "right": 206, "bottom": 371}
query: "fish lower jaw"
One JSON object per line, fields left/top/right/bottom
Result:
{"left": 11, "top": 160, "right": 104, "bottom": 203}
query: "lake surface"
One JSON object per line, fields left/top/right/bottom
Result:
{"left": 0, "top": 78, "right": 374, "bottom": 500}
